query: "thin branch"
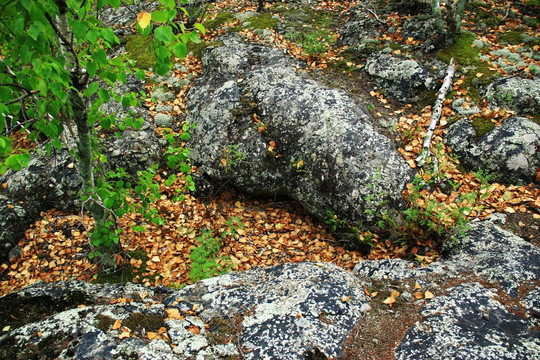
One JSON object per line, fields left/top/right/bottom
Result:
{"left": 366, "top": 8, "right": 386, "bottom": 24}
{"left": 416, "top": 58, "right": 455, "bottom": 168}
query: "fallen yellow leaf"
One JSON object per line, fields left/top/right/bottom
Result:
{"left": 424, "top": 290, "right": 434, "bottom": 299}
{"left": 112, "top": 319, "right": 122, "bottom": 330}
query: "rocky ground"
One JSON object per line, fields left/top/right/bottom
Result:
{"left": 0, "top": 0, "right": 539, "bottom": 358}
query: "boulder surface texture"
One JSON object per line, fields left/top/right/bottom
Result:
{"left": 445, "top": 116, "right": 540, "bottom": 185}
{"left": 1, "top": 220, "right": 539, "bottom": 359}
{"left": 185, "top": 34, "right": 415, "bottom": 229}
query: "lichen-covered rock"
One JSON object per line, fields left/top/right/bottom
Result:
{"left": 338, "top": 6, "right": 385, "bottom": 47}
{"left": 485, "top": 76, "right": 540, "bottom": 115}
{"left": 2, "top": 221, "right": 539, "bottom": 359}
{"left": 445, "top": 116, "right": 540, "bottom": 185}
{"left": 353, "top": 219, "right": 540, "bottom": 359}
{"left": 365, "top": 52, "right": 432, "bottom": 103}
{"left": 185, "top": 34, "right": 415, "bottom": 230}
{"left": 0, "top": 263, "right": 370, "bottom": 360}
{"left": 396, "top": 283, "right": 540, "bottom": 360}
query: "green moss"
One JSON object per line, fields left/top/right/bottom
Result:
{"left": 247, "top": 13, "right": 278, "bottom": 29}
{"left": 204, "top": 12, "right": 235, "bottom": 31}
{"left": 125, "top": 34, "right": 156, "bottom": 70}
{"left": 532, "top": 115, "right": 540, "bottom": 126}
{"left": 499, "top": 31, "right": 524, "bottom": 45}
{"left": 95, "top": 314, "right": 115, "bottom": 332}
{"left": 437, "top": 31, "right": 479, "bottom": 65}
{"left": 471, "top": 116, "right": 495, "bottom": 136}
{"left": 123, "top": 313, "right": 165, "bottom": 333}
{"left": 187, "top": 40, "right": 223, "bottom": 58}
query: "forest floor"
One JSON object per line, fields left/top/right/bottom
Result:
{"left": 1, "top": 0, "right": 539, "bottom": 300}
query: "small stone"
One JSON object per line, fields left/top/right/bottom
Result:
{"left": 154, "top": 113, "right": 173, "bottom": 128}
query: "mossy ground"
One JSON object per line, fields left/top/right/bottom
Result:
{"left": 246, "top": 13, "right": 278, "bottom": 29}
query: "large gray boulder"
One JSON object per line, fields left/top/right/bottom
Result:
{"left": 445, "top": 116, "right": 540, "bottom": 185}
{"left": 485, "top": 76, "right": 540, "bottom": 115}
{"left": 2, "top": 220, "right": 539, "bottom": 359}
{"left": 185, "top": 34, "right": 415, "bottom": 231}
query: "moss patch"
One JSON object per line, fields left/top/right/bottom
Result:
{"left": 437, "top": 31, "right": 479, "bottom": 65}
{"left": 471, "top": 116, "right": 495, "bottom": 136}
{"left": 188, "top": 40, "right": 224, "bottom": 58}
{"left": 247, "top": 13, "right": 278, "bottom": 29}
{"left": 123, "top": 312, "right": 166, "bottom": 334}
{"left": 204, "top": 12, "right": 235, "bottom": 31}
{"left": 125, "top": 34, "right": 156, "bottom": 70}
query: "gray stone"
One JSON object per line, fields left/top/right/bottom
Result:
{"left": 154, "top": 113, "right": 174, "bottom": 127}
{"left": 485, "top": 76, "right": 540, "bottom": 115}
{"left": 1, "top": 263, "right": 369, "bottom": 360}
{"left": 445, "top": 116, "right": 540, "bottom": 185}
{"left": 150, "top": 85, "right": 176, "bottom": 102}
{"left": 396, "top": 283, "right": 540, "bottom": 360}
{"left": 2, "top": 220, "right": 539, "bottom": 359}
{"left": 156, "top": 104, "right": 173, "bottom": 112}
{"left": 365, "top": 52, "right": 432, "bottom": 103}
{"left": 339, "top": 7, "right": 385, "bottom": 47}
{"left": 186, "top": 34, "right": 415, "bottom": 231}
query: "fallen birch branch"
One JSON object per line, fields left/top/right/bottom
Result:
{"left": 416, "top": 58, "right": 455, "bottom": 169}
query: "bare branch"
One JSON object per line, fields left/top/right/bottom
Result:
{"left": 416, "top": 58, "right": 455, "bottom": 168}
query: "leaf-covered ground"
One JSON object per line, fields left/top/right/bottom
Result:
{"left": 1, "top": 0, "right": 539, "bottom": 303}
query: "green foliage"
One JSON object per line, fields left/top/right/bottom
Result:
{"left": 285, "top": 28, "right": 336, "bottom": 57}
{"left": 220, "top": 144, "right": 246, "bottom": 173}
{"left": 189, "top": 217, "right": 244, "bottom": 282}
{"left": 0, "top": 0, "right": 204, "bottom": 272}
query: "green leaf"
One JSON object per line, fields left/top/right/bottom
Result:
{"left": 194, "top": 23, "right": 206, "bottom": 35}
{"left": 86, "top": 30, "right": 100, "bottom": 43}
{"left": 86, "top": 61, "right": 97, "bottom": 77}
{"left": 154, "top": 26, "right": 174, "bottom": 43}
{"left": 0, "top": 138, "right": 6, "bottom": 150}
{"left": 93, "top": 48, "right": 107, "bottom": 64}
{"left": 100, "top": 117, "right": 112, "bottom": 129}
{"left": 135, "top": 69, "right": 146, "bottom": 80}
{"left": 172, "top": 42, "right": 187, "bottom": 59}
{"left": 151, "top": 10, "right": 169, "bottom": 22}
{"left": 104, "top": 197, "right": 114, "bottom": 208}
{"left": 188, "top": 30, "right": 200, "bottom": 43}
{"left": 100, "top": 28, "right": 117, "bottom": 45}
{"left": 155, "top": 62, "right": 170, "bottom": 76}
{"left": 99, "top": 154, "right": 107, "bottom": 162}
{"left": 98, "top": 88, "right": 110, "bottom": 102}
{"left": 71, "top": 20, "right": 88, "bottom": 40}
{"left": 85, "top": 81, "right": 100, "bottom": 97}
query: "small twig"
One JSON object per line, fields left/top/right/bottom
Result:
{"left": 366, "top": 8, "right": 386, "bottom": 24}
{"left": 501, "top": 1, "right": 511, "bottom": 21}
